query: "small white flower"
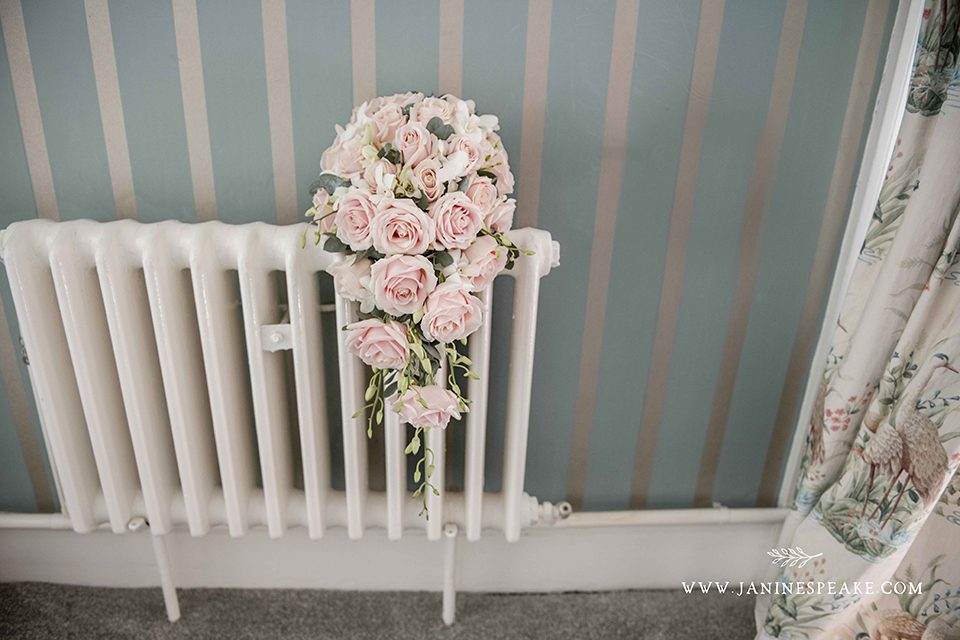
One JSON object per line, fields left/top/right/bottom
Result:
{"left": 437, "top": 151, "right": 469, "bottom": 184}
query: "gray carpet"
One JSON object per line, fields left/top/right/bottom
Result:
{"left": 0, "top": 583, "right": 756, "bottom": 639}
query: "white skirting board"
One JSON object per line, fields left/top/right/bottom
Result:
{"left": 0, "top": 516, "right": 786, "bottom": 592}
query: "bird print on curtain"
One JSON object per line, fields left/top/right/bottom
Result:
{"left": 758, "top": 1, "right": 960, "bottom": 637}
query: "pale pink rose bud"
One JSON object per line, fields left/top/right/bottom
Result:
{"left": 448, "top": 135, "right": 482, "bottom": 173}
{"left": 393, "top": 385, "right": 462, "bottom": 429}
{"left": 328, "top": 257, "right": 374, "bottom": 312}
{"left": 372, "top": 104, "right": 406, "bottom": 143}
{"left": 413, "top": 159, "right": 444, "bottom": 202}
{"left": 370, "top": 254, "right": 438, "bottom": 316}
{"left": 344, "top": 318, "right": 409, "bottom": 370}
{"left": 420, "top": 282, "right": 483, "bottom": 343}
{"left": 311, "top": 189, "right": 336, "bottom": 234}
{"left": 411, "top": 97, "right": 454, "bottom": 126}
{"left": 459, "top": 236, "right": 507, "bottom": 291}
{"left": 363, "top": 158, "right": 397, "bottom": 193}
{"left": 430, "top": 192, "right": 484, "bottom": 250}
{"left": 394, "top": 122, "right": 433, "bottom": 168}
{"left": 335, "top": 190, "right": 377, "bottom": 250}
{"left": 486, "top": 198, "right": 515, "bottom": 233}
{"left": 464, "top": 176, "right": 498, "bottom": 214}
{"left": 488, "top": 143, "right": 515, "bottom": 196}
{"left": 371, "top": 198, "right": 435, "bottom": 255}
{"left": 320, "top": 138, "right": 341, "bottom": 173}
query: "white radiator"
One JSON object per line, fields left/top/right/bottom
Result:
{"left": 0, "top": 218, "right": 561, "bottom": 544}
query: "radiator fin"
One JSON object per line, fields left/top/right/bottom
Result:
{"left": 190, "top": 246, "right": 257, "bottom": 537}
{"left": 96, "top": 230, "right": 179, "bottom": 534}
{"left": 238, "top": 239, "right": 294, "bottom": 538}
{"left": 49, "top": 232, "right": 139, "bottom": 533}
{"left": 143, "top": 235, "right": 219, "bottom": 537}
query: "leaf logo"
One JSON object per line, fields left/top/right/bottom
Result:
{"left": 767, "top": 547, "right": 822, "bottom": 568}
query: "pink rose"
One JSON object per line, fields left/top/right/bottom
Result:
{"left": 312, "top": 189, "right": 336, "bottom": 234}
{"left": 322, "top": 132, "right": 364, "bottom": 177}
{"left": 448, "top": 135, "right": 482, "bottom": 173}
{"left": 382, "top": 91, "right": 422, "bottom": 108}
{"left": 420, "top": 282, "right": 483, "bottom": 343}
{"left": 459, "top": 236, "right": 506, "bottom": 291}
{"left": 372, "top": 198, "right": 435, "bottom": 255}
{"left": 335, "top": 190, "right": 377, "bottom": 250}
{"left": 352, "top": 97, "right": 382, "bottom": 123}
{"left": 464, "top": 177, "right": 498, "bottom": 214}
{"left": 371, "top": 254, "right": 437, "bottom": 316}
{"left": 344, "top": 318, "right": 408, "bottom": 370}
{"left": 372, "top": 104, "right": 405, "bottom": 143}
{"left": 329, "top": 257, "right": 374, "bottom": 311}
{"left": 485, "top": 198, "right": 515, "bottom": 233}
{"left": 394, "top": 122, "right": 433, "bottom": 168}
{"left": 393, "top": 385, "right": 462, "bottom": 429}
{"left": 411, "top": 97, "right": 454, "bottom": 126}
{"left": 413, "top": 159, "right": 445, "bottom": 202}
{"left": 430, "top": 192, "right": 484, "bottom": 249}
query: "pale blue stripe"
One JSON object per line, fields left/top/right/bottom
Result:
{"left": 195, "top": 0, "right": 275, "bottom": 223}
{"left": 0, "top": 372, "right": 35, "bottom": 512}
{"left": 525, "top": 0, "right": 616, "bottom": 504}
{"left": 751, "top": 0, "right": 896, "bottom": 503}
{"left": 21, "top": 0, "right": 114, "bottom": 221}
{"left": 0, "top": 25, "right": 57, "bottom": 513}
{"left": 713, "top": 0, "right": 871, "bottom": 506}
{"left": 462, "top": 0, "right": 528, "bottom": 492}
{"left": 109, "top": 0, "right": 195, "bottom": 223}
{"left": 286, "top": 0, "right": 354, "bottom": 216}
{"left": 582, "top": 0, "right": 703, "bottom": 510}
{"left": 0, "top": 267, "right": 58, "bottom": 512}
{"left": 0, "top": 24, "right": 36, "bottom": 221}
{"left": 644, "top": 0, "right": 788, "bottom": 509}
{"left": 375, "top": 0, "right": 440, "bottom": 97}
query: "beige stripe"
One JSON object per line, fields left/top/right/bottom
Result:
{"left": 692, "top": 0, "right": 808, "bottom": 508}
{"left": 0, "top": 0, "right": 58, "bottom": 220}
{"left": 350, "top": 0, "right": 376, "bottom": 105}
{"left": 628, "top": 0, "right": 725, "bottom": 509}
{"left": 0, "top": 301, "right": 55, "bottom": 512}
{"left": 439, "top": 0, "right": 464, "bottom": 479}
{"left": 516, "top": 0, "right": 551, "bottom": 229}
{"left": 84, "top": 0, "right": 137, "bottom": 220}
{"left": 756, "top": 0, "right": 891, "bottom": 507}
{"left": 261, "top": 0, "right": 298, "bottom": 225}
{"left": 565, "top": 0, "right": 641, "bottom": 510}
{"left": 438, "top": 0, "right": 464, "bottom": 97}
{"left": 172, "top": 0, "right": 217, "bottom": 221}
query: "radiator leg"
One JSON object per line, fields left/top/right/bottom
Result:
{"left": 150, "top": 533, "right": 181, "bottom": 622}
{"left": 442, "top": 523, "right": 458, "bottom": 626}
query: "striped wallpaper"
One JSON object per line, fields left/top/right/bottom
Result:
{"left": 0, "top": 0, "right": 894, "bottom": 514}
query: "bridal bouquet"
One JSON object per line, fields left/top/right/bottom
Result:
{"left": 303, "top": 92, "right": 528, "bottom": 515}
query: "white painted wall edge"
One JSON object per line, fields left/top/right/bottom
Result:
{"left": 0, "top": 517, "right": 787, "bottom": 592}
{"left": 777, "top": 0, "right": 926, "bottom": 508}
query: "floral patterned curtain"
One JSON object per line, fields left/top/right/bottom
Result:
{"left": 758, "top": 2, "right": 960, "bottom": 638}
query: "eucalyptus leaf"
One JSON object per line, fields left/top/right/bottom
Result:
{"left": 323, "top": 235, "right": 349, "bottom": 253}
{"left": 476, "top": 169, "right": 497, "bottom": 183}
{"left": 433, "top": 251, "right": 454, "bottom": 268}
{"left": 426, "top": 116, "right": 454, "bottom": 140}
{"left": 414, "top": 192, "right": 431, "bottom": 211}
{"left": 309, "top": 173, "right": 350, "bottom": 195}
